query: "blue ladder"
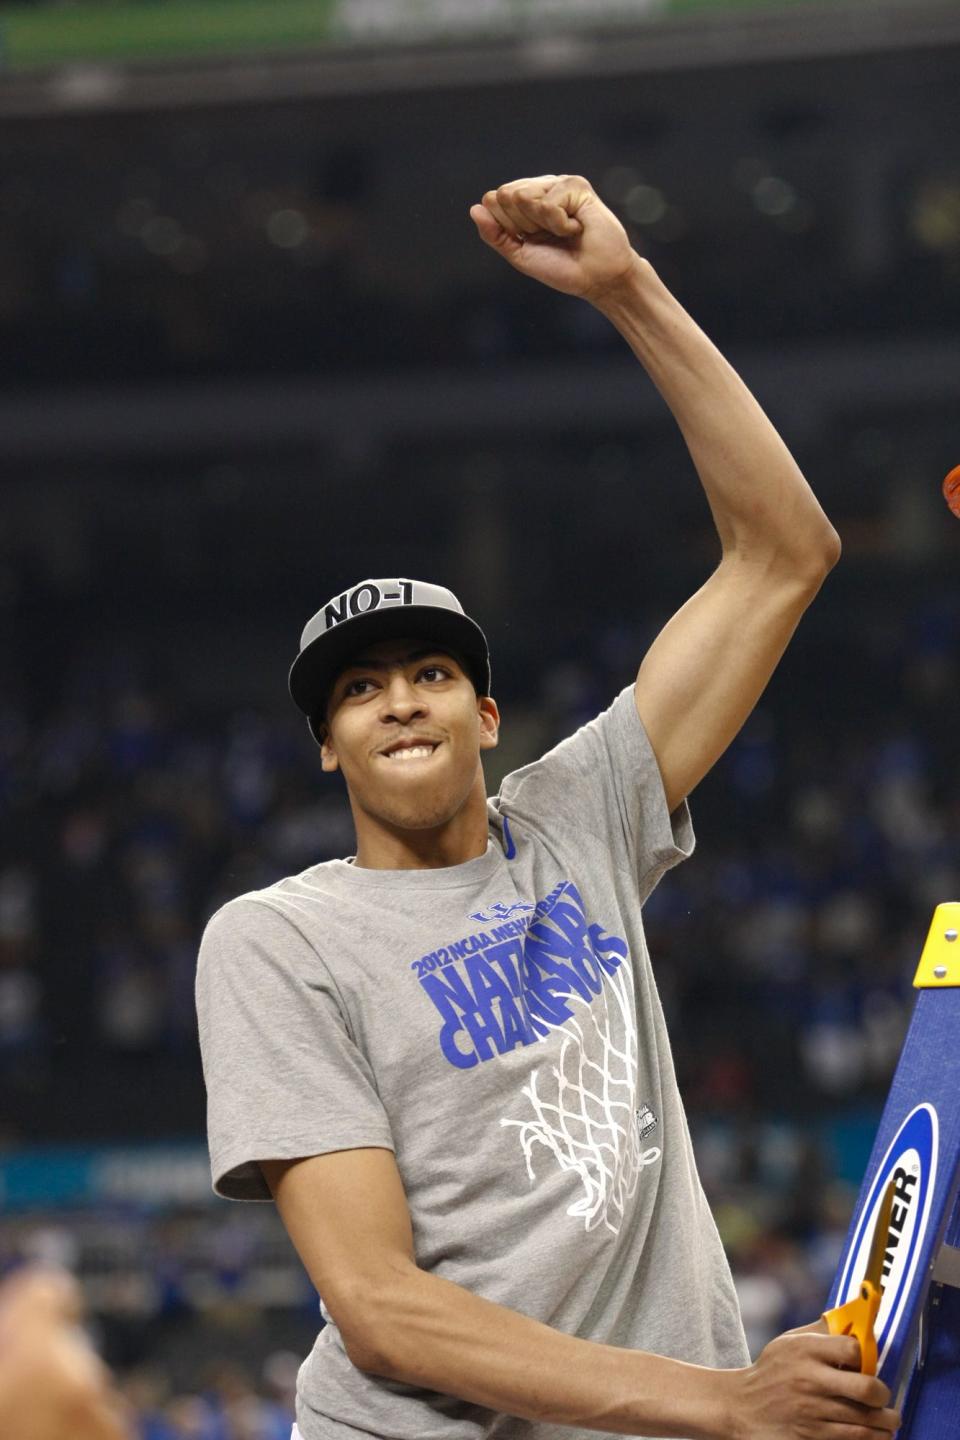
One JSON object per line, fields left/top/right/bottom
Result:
{"left": 824, "top": 902, "right": 960, "bottom": 1432}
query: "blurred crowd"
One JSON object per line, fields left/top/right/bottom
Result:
{"left": 119, "top": 1355, "right": 297, "bottom": 1440}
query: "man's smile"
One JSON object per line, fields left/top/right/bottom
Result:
{"left": 378, "top": 738, "right": 442, "bottom": 763}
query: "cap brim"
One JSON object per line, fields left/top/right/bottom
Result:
{"left": 288, "top": 603, "right": 491, "bottom": 727}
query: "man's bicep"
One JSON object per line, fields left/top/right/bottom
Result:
{"left": 261, "top": 1148, "right": 416, "bottom": 1365}
{"left": 634, "top": 558, "right": 824, "bottom": 814}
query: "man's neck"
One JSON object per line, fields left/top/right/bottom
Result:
{"left": 351, "top": 786, "right": 489, "bottom": 871}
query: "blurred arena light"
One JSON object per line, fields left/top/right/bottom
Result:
{"left": 910, "top": 176, "right": 960, "bottom": 253}
{"left": 265, "top": 209, "right": 310, "bottom": 249}
{"left": 624, "top": 183, "right": 668, "bottom": 226}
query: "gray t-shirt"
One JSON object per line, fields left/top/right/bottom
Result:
{"left": 195, "top": 688, "right": 748, "bottom": 1440}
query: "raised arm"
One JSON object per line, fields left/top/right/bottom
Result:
{"left": 261, "top": 1148, "right": 897, "bottom": 1439}
{"left": 471, "top": 177, "right": 840, "bottom": 813}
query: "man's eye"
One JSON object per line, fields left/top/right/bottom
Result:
{"left": 344, "top": 678, "right": 375, "bottom": 696}
{"left": 419, "top": 666, "right": 450, "bottom": 682}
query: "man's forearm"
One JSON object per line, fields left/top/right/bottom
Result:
{"left": 594, "top": 256, "right": 839, "bottom": 572}
{"left": 351, "top": 1261, "right": 737, "bottom": 1438}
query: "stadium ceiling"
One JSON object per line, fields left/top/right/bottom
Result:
{"left": 0, "top": 0, "right": 957, "bottom": 117}
{"left": 0, "top": 337, "right": 957, "bottom": 463}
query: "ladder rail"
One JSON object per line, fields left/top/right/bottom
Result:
{"left": 823, "top": 904, "right": 960, "bottom": 1433}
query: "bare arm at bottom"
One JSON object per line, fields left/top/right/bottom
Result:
{"left": 261, "top": 1150, "right": 899, "bottom": 1440}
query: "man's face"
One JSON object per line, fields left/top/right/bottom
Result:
{"left": 320, "top": 637, "right": 499, "bottom": 833}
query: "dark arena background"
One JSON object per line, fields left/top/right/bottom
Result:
{"left": 1, "top": 1, "right": 959, "bottom": 1435}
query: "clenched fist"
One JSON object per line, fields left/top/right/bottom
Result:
{"left": 469, "top": 174, "right": 640, "bottom": 305}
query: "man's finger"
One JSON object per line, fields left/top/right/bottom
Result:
{"left": 784, "top": 1316, "right": 855, "bottom": 1355}
{"left": 488, "top": 189, "right": 534, "bottom": 236}
{"left": 783, "top": 1327, "right": 863, "bottom": 1371}
{"left": 533, "top": 198, "right": 583, "bottom": 236}
{"left": 501, "top": 188, "right": 569, "bottom": 238}
{"left": 825, "top": 1333, "right": 866, "bottom": 1372}
{"left": 825, "top": 1366, "right": 893, "bottom": 1409}
{"left": 820, "top": 1396, "right": 902, "bottom": 1432}
{"left": 543, "top": 175, "right": 596, "bottom": 226}
{"left": 498, "top": 174, "right": 559, "bottom": 193}
{"left": 469, "top": 204, "right": 524, "bottom": 258}
{"left": 481, "top": 190, "right": 520, "bottom": 236}
{"left": 492, "top": 181, "right": 584, "bottom": 239}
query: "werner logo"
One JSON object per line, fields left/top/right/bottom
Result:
{"left": 836, "top": 1103, "right": 939, "bottom": 1368}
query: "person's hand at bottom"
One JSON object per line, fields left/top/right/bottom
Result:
{"left": 0, "top": 1268, "right": 132, "bottom": 1440}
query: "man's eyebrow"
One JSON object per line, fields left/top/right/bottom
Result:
{"left": 338, "top": 648, "right": 457, "bottom": 676}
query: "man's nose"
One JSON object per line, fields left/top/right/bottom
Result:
{"left": 381, "top": 673, "right": 426, "bottom": 721}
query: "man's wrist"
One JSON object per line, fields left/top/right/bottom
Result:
{"left": 587, "top": 252, "right": 658, "bottom": 320}
{"left": 675, "top": 1361, "right": 744, "bottom": 1440}
{"left": 621, "top": 1352, "right": 746, "bottom": 1440}
{"left": 700, "top": 1365, "right": 745, "bottom": 1440}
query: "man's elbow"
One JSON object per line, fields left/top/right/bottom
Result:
{"left": 334, "top": 1275, "right": 414, "bottom": 1380}
{"left": 819, "top": 523, "right": 842, "bottom": 575}
{"left": 779, "top": 521, "right": 841, "bottom": 592}
{"left": 343, "top": 1323, "right": 396, "bottom": 1379}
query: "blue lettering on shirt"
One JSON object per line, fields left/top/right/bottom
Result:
{"left": 413, "top": 881, "right": 628, "bottom": 1069}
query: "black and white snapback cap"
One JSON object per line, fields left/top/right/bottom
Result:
{"left": 288, "top": 578, "right": 492, "bottom": 743}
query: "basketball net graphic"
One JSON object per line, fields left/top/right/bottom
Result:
{"left": 500, "top": 961, "right": 660, "bottom": 1235}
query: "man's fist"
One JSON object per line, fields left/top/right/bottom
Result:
{"left": 0, "top": 1269, "right": 132, "bottom": 1440}
{"left": 470, "top": 174, "right": 639, "bottom": 305}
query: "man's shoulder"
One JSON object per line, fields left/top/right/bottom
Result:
{"left": 495, "top": 687, "right": 639, "bottom": 799}
{"left": 202, "top": 859, "right": 349, "bottom": 938}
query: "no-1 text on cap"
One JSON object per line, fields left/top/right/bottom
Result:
{"left": 288, "top": 577, "right": 492, "bottom": 744}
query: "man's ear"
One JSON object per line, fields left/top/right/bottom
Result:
{"left": 319, "top": 731, "right": 340, "bottom": 772}
{"left": 478, "top": 695, "right": 500, "bottom": 750}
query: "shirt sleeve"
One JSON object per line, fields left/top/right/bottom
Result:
{"left": 496, "top": 686, "right": 695, "bottom": 904}
{"left": 195, "top": 895, "right": 395, "bottom": 1202}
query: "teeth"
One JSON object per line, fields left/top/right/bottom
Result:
{"left": 385, "top": 745, "right": 435, "bottom": 761}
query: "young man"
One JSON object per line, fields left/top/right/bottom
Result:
{"left": 196, "top": 177, "right": 901, "bottom": 1439}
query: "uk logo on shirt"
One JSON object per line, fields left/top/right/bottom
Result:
{"left": 468, "top": 901, "right": 536, "bottom": 923}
